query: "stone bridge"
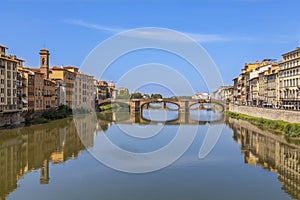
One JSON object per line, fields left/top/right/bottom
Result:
{"left": 97, "top": 98, "right": 213, "bottom": 113}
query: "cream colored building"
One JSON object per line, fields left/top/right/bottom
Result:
{"left": 0, "top": 45, "right": 23, "bottom": 112}
{"left": 279, "top": 47, "right": 300, "bottom": 110}
{"left": 73, "top": 70, "right": 95, "bottom": 109}
{"left": 248, "top": 63, "right": 270, "bottom": 106}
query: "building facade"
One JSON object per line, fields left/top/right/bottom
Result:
{"left": 265, "top": 64, "right": 279, "bottom": 107}
{"left": 0, "top": 45, "right": 23, "bottom": 112}
{"left": 232, "top": 59, "right": 278, "bottom": 107}
{"left": 50, "top": 66, "right": 95, "bottom": 109}
{"left": 26, "top": 49, "right": 56, "bottom": 111}
{"left": 279, "top": 47, "right": 300, "bottom": 110}
{"left": 17, "top": 67, "right": 31, "bottom": 111}
{"left": 97, "top": 80, "right": 109, "bottom": 100}
{"left": 50, "top": 66, "right": 76, "bottom": 108}
{"left": 73, "top": 68, "right": 95, "bottom": 109}
{"left": 248, "top": 63, "right": 270, "bottom": 106}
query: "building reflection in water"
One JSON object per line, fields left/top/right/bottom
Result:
{"left": 1, "top": 113, "right": 300, "bottom": 200}
{"left": 227, "top": 117, "right": 300, "bottom": 200}
{"left": 0, "top": 114, "right": 98, "bottom": 200}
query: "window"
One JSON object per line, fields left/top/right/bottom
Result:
{"left": 293, "top": 79, "right": 295, "bottom": 86}
{"left": 7, "top": 62, "right": 11, "bottom": 70}
{"left": 7, "top": 71, "right": 11, "bottom": 79}
{"left": 36, "top": 100, "right": 38, "bottom": 108}
{"left": 40, "top": 100, "right": 42, "bottom": 108}
{"left": 0, "top": 98, "right": 4, "bottom": 103}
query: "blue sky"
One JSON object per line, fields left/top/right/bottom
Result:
{"left": 1, "top": 0, "right": 300, "bottom": 95}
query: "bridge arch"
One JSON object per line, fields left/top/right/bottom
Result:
{"left": 140, "top": 99, "right": 180, "bottom": 110}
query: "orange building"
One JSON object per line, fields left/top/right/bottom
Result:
{"left": 27, "top": 49, "right": 56, "bottom": 111}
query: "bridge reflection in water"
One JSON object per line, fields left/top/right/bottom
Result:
{"left": 97, "top": 109, "right": 225, "bottom": 125}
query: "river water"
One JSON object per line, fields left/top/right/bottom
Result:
{"left": 0, "top": 109, "right": 299, "bottom": 200}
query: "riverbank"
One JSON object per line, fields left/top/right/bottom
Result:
{"left": 226, "top": 111, "right": 300, "bottom": 138}
{"left": 229, "top": 104, "right": 300, "bottom": 123}
{"left": 25, "top": 105, "right": 73, "bottom": 125}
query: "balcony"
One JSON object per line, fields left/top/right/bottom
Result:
{"left": 280, "top": 97, "right": 300, "bottom": 101}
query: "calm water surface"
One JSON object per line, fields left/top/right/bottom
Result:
{"left": 0, "top": 110, "right": 299, "bottom": 200}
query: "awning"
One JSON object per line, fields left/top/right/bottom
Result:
{"left": 22, "top": 98, "right": 28, "bottom": 104}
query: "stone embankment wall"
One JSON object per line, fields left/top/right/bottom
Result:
{"left": 0, "top": 112, "right": 25, "bottom": 127}
{"left": 229, "top": 104, "right": 300, "bottom": 124}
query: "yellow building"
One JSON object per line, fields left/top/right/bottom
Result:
{"left": 50, "top": 66, "right": 94, "bottom": 109}
{"left": 235, "top": 59, "right": 277, "bottom": 106}
{"left": 50, "top": 66, "right": 76, "bottom": 108}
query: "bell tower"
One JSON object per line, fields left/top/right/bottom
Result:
{"left": 39, "top": 49, "right": 50, "bottom": 79}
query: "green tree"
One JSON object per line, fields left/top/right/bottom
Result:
{"left": 130, "top": 92, "right": 143, "bottom": 99}
{"left": 151, "top": 93, "right": 163, "bottom": 99}
{"left": 117, "top": 90, "right": 130, "bottom": 99}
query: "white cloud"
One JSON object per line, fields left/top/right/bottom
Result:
{"left": 62, "top": 19, "right": 230, "bottom": 43}
{"left": 62, "top": 19, "right": 124, "bottom": 33}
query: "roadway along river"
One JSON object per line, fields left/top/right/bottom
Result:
{"left": 0, "top": 110, "right": 299, "bottom": 200}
